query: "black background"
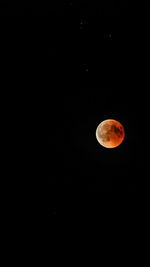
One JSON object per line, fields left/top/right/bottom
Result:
{"left": 47, "top": 1, "right": 148, "bottom": 217}
{"left": 1, "top": 2, "right": 148, "bottom": 218}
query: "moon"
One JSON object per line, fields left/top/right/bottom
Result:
{"left": 96, "top": 119, "right": 125, "bottom": 148}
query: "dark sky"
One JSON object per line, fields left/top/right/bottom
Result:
{"left": 3, "top": 2, "right": 147, "bottom": 215}
{"left": 47, "top": 1, "right": 149, "bottom": 218}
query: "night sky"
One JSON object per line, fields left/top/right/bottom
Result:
{"left": 2, "top": 3, "right": 147, "bottom": 216}
{"left": 47, "top": 1, "right": 149, "bottom": 218}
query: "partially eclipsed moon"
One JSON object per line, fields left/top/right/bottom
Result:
{"left": 96, "top": 119, "right": 125, "bottom": 148}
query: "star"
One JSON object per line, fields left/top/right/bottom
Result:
{"left": 80, "top": 64, "right": 89, "bottom": 72}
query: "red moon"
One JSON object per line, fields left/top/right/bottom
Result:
{"left": 96, "top": 119, "right": 125, "bottom": 148}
